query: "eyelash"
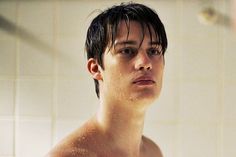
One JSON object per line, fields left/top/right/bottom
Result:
{"left": 118, "top": 47, "right": 162, "bottom": 57}
{"left": 119, "top": 47, "right": 137, "bottom": 56}
{"left": 147, "top": 48, "right": 162, "bottom": 56}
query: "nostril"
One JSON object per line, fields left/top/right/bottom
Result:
{"left": 139, "top": 67, "right": 144, "bottom": 70}
{"left": 138, "top": 65, "right": 151, "bottom": 71}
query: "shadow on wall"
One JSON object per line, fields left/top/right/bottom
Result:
{"left": 0, "top": 14, "right": 72, "bottom": 62}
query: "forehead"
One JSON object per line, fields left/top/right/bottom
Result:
{"left": 115, "top": 20, "right": 157, "bottom": 41}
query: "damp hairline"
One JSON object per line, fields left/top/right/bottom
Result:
{"left": 105, "top": 19, "right": 162, "bottom": 53}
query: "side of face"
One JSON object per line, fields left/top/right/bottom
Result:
{"left": 88, "top": 20, "right": 164, "bottom": 106}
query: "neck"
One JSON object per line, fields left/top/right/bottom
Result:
{"left": 95, "top": 98, "right": 148, "bottom": 156}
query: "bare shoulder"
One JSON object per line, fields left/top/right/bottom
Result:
{"left": 45, "top": 119, "right": 100, "bottom": 157}
{"left": 45, "top": 147, "right": 97, "bottom": 157}
{"left": 142, "top": 135, "right": 163, "bottom": 157}
{"left": 45, "top": 133, "right": 98, "bottom": 157}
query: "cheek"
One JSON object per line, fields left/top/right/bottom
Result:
{"left": 153, "top": 58, "right": 164, "bottom": 70}
{"left": 158, "top": 56, "right": 165, "bottom": 70}
{"left": 103, "top": 65, "right": 122, "bottom": 84}
{"left": 153, "top": 62, "right": 164, "bottom": 83}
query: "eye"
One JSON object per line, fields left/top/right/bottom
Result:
{"left": 148, "top": 48, "right": 162, "bottom": 56}
{"left": 119, "top": 47, "right": 137, "bottom": 56}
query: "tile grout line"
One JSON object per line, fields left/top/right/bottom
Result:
{"left": 51, "top": 0, "right": 60, "bottom": 147}
{"left": 13, "top": 1, "right": 20, "bottom": 157}
{"left": 176, "top": 0, "right": 183, "bottom": 157}
{"left": 217, "top": 1, "right": 225, "bottom": 157}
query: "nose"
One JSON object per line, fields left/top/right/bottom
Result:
{"left": 134, "top": 52, "right": 152, "bottom": 71}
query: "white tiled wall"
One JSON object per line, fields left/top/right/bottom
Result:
{"left": 0, "top": 80, "right": 15, "bottom": 116}
{"left": 0, "top": 0, "right": 236, "bottom": 157}
{"left": 18, "top": 36, "right": 54, "bottom": 76}
{"left": 17, "top": 1, "right": 54, "bottom": 36}
{"left": 0, "top": 40, "right": 16, "bottom": 76}
{"left": 179, "top": 81, "right": 220, "bottom": 123}
{"left": 179, "top": 123, "right": 219, "bottom": 157}
{"left": 15, "top": 119, "right": 51, "bottom": 157}
{"left": 0, "top": 119, "right": 14, "bottom": 156}
{"left": 17, "top": 79, "right": 53, "bottom": 117}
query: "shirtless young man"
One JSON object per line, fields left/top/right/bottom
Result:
{"left": 46, "top": 2, "right": 168, "bottom": 157}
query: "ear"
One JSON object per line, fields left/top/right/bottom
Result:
{"left": 87, "top": 58, "right": 103, "bottom": 81}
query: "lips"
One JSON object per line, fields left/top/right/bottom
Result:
{"left": 133, "top": 76, "right": 155, "bottom": 85}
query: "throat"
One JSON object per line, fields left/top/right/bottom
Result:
{"left": 95, "top": 102, "right": 146, "bottom": 154}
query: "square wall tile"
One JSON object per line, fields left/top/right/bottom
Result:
{"left": 179, "top": 80, "right": 220, "bottom": 123}
{"left": 223, "top": 82, "right": 236, "bottom": 122}
{"left": 0, "top": 40, "right": 16, "bottom": 76}
{"left": 18, "top": 1, "right": 54, "bottom": 36}
{"left": 17, "top": 79, "right": 52, "bottom": 117}
{"left": 0, "top": 80, "right": 15, "bottom": 117}
{"left": 146, "top": 81, "right": 179, "bottom": 123}
{"left": 222, "top": 124, "right": 236, "bottom": 157}
{"left": 164, "top": 36, "right": 182, "bottom": 81}
{"left": 179, "top": 124, "right": 218, "bottom": 157}
{"left": 57, "top": 79, "right": 98, "bottom": 119}
{"left": 57, "top": 1, "right": 109, "bottom": 37}
{"left": 0, "top": 1, "right": 16, "bottom": 19}
{"left": 224, "top": 31, "right": 236, "bottom": 81}
{"left": 0, "top": 119, "right": 14, "bottom": 156}
{"left": 58, "top": 1, "right": 83, "bottom": 36}
{"left": 19, "top": 36, "right": 54, "bottom": 76}
{"left": 180, "top": 35, "right": 220, "bottom": 81}
{"left": 54, "top": 119, "right": 85, "bottom": 145}
{"left": 216, "top": 0, "right": 232, "bottom": 20}
{"left": 16, "top": 119, "right": 51, "bottom": 157}
{"left": 56, "top": 37, "right": 87, "bottom": 77}
{"left": 0, "top": 1, "right": 17, "bottom": 40}
{"left": 181, "top": 0, "right": 219, "bottom": 37}
{"left": 144, "top": 123, "right": 178, "bottom": 157}
{"left": 145, "top": 0, "right": 179, "bottom": 36}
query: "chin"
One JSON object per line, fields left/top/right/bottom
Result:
{"left": 130, "top": 89, "right": 160, "bottom": 105}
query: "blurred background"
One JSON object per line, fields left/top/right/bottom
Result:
{"left": 0, "top": 0, "right": 236, "bottom": 157}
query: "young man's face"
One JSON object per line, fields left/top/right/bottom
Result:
{"left": 99, "top": 20, "right": 164, "bottom": 105}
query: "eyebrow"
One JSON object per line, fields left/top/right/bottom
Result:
{"left": 114, "top": 40, "right": 160, "bottom": 47}
{"left": 114, "top": 40, "right": 137, "bottom": 47}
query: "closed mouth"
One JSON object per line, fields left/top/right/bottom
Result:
{"left": 133, "top": 76, "right": 155, "bottom": 85}
{"left": 133, "top": 80, "right": 155, "bottom": 85}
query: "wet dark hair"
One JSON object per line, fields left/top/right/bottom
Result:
{"left": 85, "top": 2, "right": 168, "bottom": 98}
